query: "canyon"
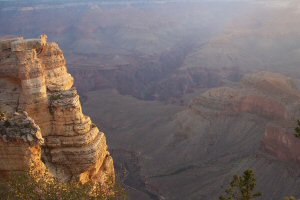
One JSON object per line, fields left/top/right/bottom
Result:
{"left": 83, "top": 71, "right": 300, "bottom": 199}
{"left": 1, "top": 0, "right": 300, "bottom": 199}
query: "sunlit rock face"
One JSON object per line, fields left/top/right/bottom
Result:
{"left": 0, "top": 35, "right": 114, "bottom": 184}
{"left": 0, "top": 111, "right": 45, "bottom": 179}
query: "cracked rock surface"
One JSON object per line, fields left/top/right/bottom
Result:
{"left": 0, "top": 35, "right": 114, "bottom": 184}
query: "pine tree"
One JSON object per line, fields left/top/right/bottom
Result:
{"left": 219, "top": 169, "right": 262, "bottom": 200}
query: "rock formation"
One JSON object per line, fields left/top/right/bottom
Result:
{"left": 81, "top": 71, "right": 300, "bottom": 199}
{"left": 0, "top": 35, "right": 114, "bottom": 184}
{"left": 0, "top": 111, "right": 46, "bottom": 179}
{"left": 189, "top": 71, "right": 300, "bottom": 119}
{"left": 187, "top": 71, "right": 300, "bottom": 164}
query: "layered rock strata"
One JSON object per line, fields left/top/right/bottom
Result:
{"left": 0, "top": 35, "right": 114, "bottom": 184}
{"left": 186, "top": 71, "right": 300, "bottom": 163}
{"left": 0, "top": 111, "right": 45, "bottom": 178}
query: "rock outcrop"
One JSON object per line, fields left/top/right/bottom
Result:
{"left": 0, "top": 111, "right": 45, "bottom": 179}
{"left": 0, "top": 35, "right": 114, "bottom": 184}
{"left": 186, "top": 71, "right": 300, "bottom": 163}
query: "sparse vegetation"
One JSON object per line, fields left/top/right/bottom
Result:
{"left": 219, "top": 169, "right": 262, "bottom": 200}
{"left": 0, "top": 111, "right": 5, "bottom": 119}
{"left": 294, "top": 119, "right": 300, "bottom": 138}
{"left": 220, "top": 169, "right": 300, "bottom": 200}
{"left": 50, "top": 93, "right": 63, "bottom": 101}
{"left": 0, "top": 169, "right": 127, "bottom": 200}
{"left": 283, "top": 121, "right": 300, "bottom": 199}
{"left": 284, "top": 196, "right": 297, "bottom": 200}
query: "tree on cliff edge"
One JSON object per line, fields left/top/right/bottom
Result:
{"left": 219, "top": 169, "right": 262, "bottom": 200}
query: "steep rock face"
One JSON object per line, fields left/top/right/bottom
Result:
{"left": 70, "top": 62, "right": 241, "bottom": 102}
{"left": 0, "top": 35, "right": 114, "bottom": 184}
{"left": 263, "top": 125, "right": 300, "bottom": 163}
{"left": 187, "top": 71, "right": 300, "bottom": 164}
{"left": 191, "top": 72, "right": 300, "bottom": 119}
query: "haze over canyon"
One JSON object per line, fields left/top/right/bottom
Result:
{"left": 1, "top": 0, "right": 300, "bottom": 199}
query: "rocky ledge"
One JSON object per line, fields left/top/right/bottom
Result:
{"left": 0, "top": 111, "right": 43, "bottom": 145}
{"left": 0, "top": 35, "right": 114, "bottom": 184}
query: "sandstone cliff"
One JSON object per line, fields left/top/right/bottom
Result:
{"left": 0, "top": 35, "right": 114, "bottom": 184}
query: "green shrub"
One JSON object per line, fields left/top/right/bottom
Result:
{"left": 295, "top": 120, "right": 300, "bottom": 138}
{"left": 219, "top": 169, "right": 262, "bottom": 200}
{"left": 0, "top": 171, "right": 126, "bottom": 200}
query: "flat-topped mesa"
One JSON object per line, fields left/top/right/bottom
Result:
{"left": 0, "top": 35, "right": 115, "bottom": 184}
